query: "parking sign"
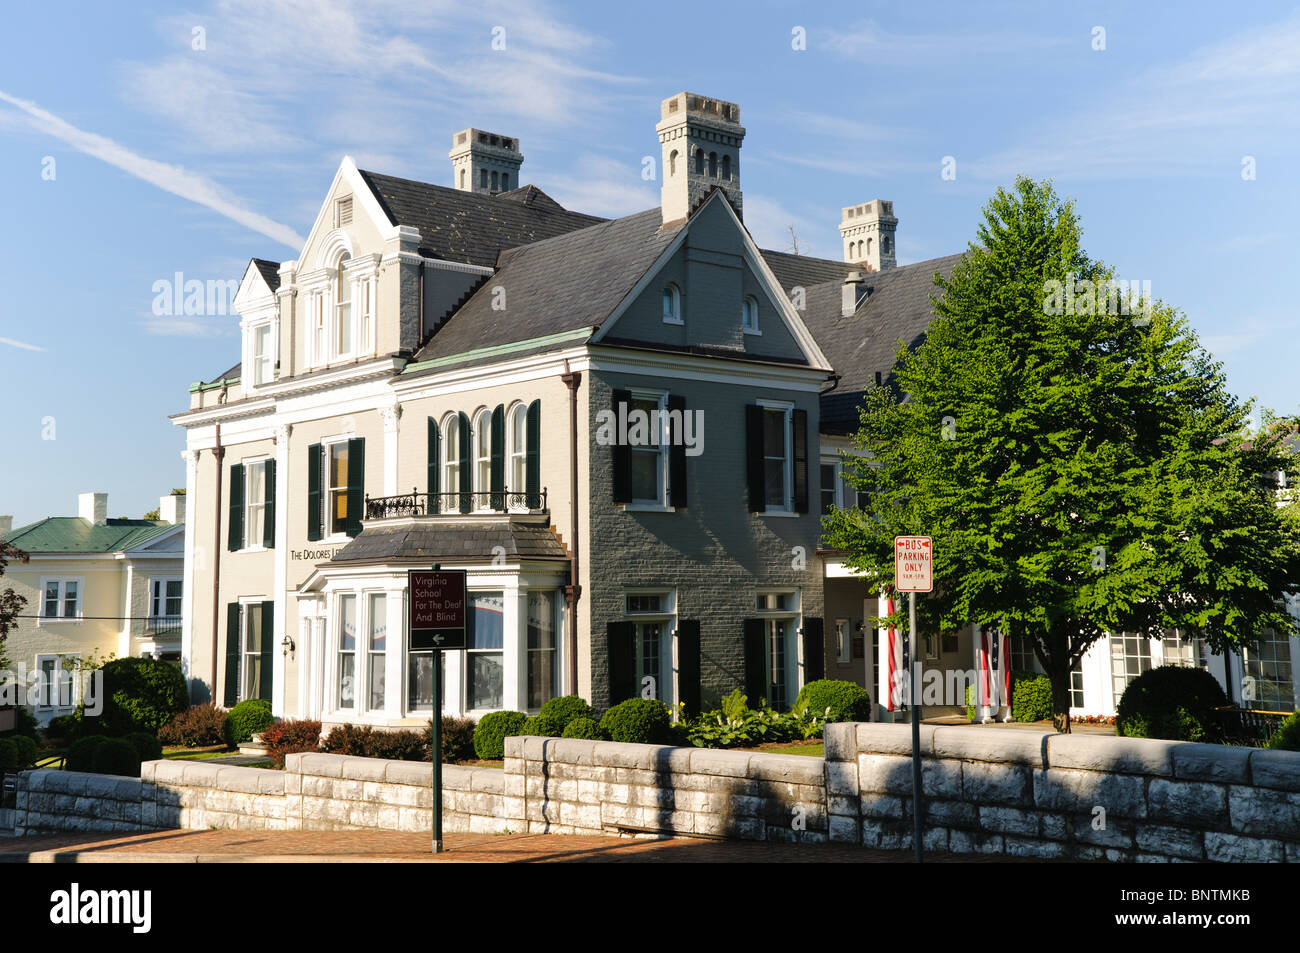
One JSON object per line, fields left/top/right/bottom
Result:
{"left": 895, "top": 536, "right": 933, "bottom": 592}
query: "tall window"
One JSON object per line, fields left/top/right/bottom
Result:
{"left": 708, "top": 152, "right": 718, "bottom": 177}
{"left": 312, "top": 292, "right": 326, "bottom": 366}
{"left": 335, "top": 255, "right": 353, "bottom": 357}
{"left": 742, "top": 295, "right": 758, "bottom": 333}
{"left": 408, "top": 651, "right": 444, "bottom": 713}
{"left": 367, "top": 593, "right": 386, "bottom": 711}
{"left": 757, "top": 591, "right": 799, "bottom": 710}
{"left": 1161, "top": 630, "right": 1207, "bottom": 669}
{"left": 443, "top": 415, "right": 462, "bottom": 505}
{"left": 474, "top": 410, "right": 492, "bottom": 508}
{"left": 835, "top": 619, "right": 851, "bottom": 664}
{"left": 466, "top": 592, "right": 504, "bottom": 710}
{"left": 629, "top": 393, "right": 667, "bottom": 505}
{"left": 252, "top": 323, "right": 273, "bottom": 385}
{"left": 358, "top": 277, "right": 373, "bottom": 355}
{"left": 243, "top": 602, "right": 266, "bottom": 702}
{"left": 527, "top": 590, "right": 559, "bottom": 709}
{"left": 149, "top": 578, "right": 183, "bottom": 631}
{"left": 337, "top": 594, "right": 357, "bottom": 710}
{"left": 693, "top": 149, "right": 704, "bottom": 174}
{"left": 327, "top": 442, "right": 349, "bottom": 536}
{"left": 245, "top": 459, "right": 267, "bottom": 546}
{"left": 662, "top": 284, "right": 681, "bottom": 324}
{"left": 41, "top": 579, "right": 81, "bottom": 620}
{"left": 480, "top": 169, "right": 488, "bottom": 190}
{"left": 1111, "top": 633, "right": 1152, "bottom": 707}
{"left": 509, "top": 404, "right": 527, "bottom": 493}
{"left": 1243, "top": 629, "right": 1294, "bottom": 712}
{"left": 722, "top": 154, "right": 732, "bottom": 180}
{"left": 762, "top": 405, "right": 792, "bottom": 511}
{"left": 626, "top": 591, "right": 674, "bottom": 703}
{"left": 820, "top": 463, "right": 837, "bottom": 516}
{"left": 500, "top": 173, "right": 509, "bottom": 191}
{"left": 37, "top": 656, "right": 76, "bottom": 709}
{"left": 1070, "top": 656, "right": 1085, "bottom": 709}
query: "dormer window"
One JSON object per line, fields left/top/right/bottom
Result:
{"left": 662, "top": 284, "right": 682, "bottom": 324}
{"left": 252, "top": 322, "right": 273, "bottom": 385}
{"left": 742, "top": 295, "right": 759, "bottom": 334}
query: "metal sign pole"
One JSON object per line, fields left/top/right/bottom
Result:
{"left": 910, "top": 589, "right": 923, "bottom": 864}
{"left": 432, "top": 646, "right": 442, "bottom": 853}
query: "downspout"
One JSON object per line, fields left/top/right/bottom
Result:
{"left": 561, "top": 360, "right": 581, "bottom": 694}
{"left": 210, "top": 423, "right": 225, "bottom": 703}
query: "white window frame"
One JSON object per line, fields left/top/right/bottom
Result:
{"left": 321, "top": 437, "right": 352, "bottom": 542}
{"left": 37, "top": 576, "right": 84, "bottom": 625}
{"left": 357, "top": 274, "right": 374, "bottom": 356}
{"left": 758, "top": 400, "right": 794, "bottom": 515}
{"left": 251, "top": 321, "right": 274, "bottom": 386}
{"left": 237, "top": 597, "right": 272, "bottom": 704}
{"left": 662, "top": 283, "right": 683, "bottom": 325}
{"left": 365, "top": 591, "right": 387, "bottom": 713}
{"left": 335, "top": 256, "right": 354, "bottom": 360}
{"left": 34, "top": 654, "right": 79, "bottom": 710}
{"left": 463, "top": 590, "right": 506, "bottom": 714}
{"left": 835, "top": 618, "right": 852, "bottom": 664}
{"left": 755, "top": 588, "right": 802, "bottom": 709}
{"left": 442, "top": 414, "right": 462, "bottom": 507}
{"left": 525, "top": 588, "right": 562, "bottom": 711}
{"left": 624, "top": 588, "right": 677, "bottom": 707}
{"left": 242, "top": 456, "right": 270, "bottom": 552}
{"left": 742, "top": 295, "right": 761, "bottom": 335}
{"left": 148, "top": 576, "right": 183, "bottom": 630}
{"left": 333, "top": 592, "right": 358, "bottom": 712}
{"left": 627, "top": 389, "right": 672, "bottom": 510}
{"left": 507, "top": 402, "right": 528, "bottom": 497}
{"left": 473, "top": 408, "right": 493, "bottom": 511}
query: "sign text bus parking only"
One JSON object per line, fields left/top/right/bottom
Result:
{"left": 894, "top": 535, "right": 933, "bottom": 592}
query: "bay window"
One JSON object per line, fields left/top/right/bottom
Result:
{"left": 526, "top": 590, "right": 559, "bottom": 709}
{"left": 466, "top": 592, "right": 504, "bottom": 710}
{"left": 367, "top": 593, "right": 386, "bottom": 711}
{"left": 336, "top": 594, "right": 357, "bottom": 710}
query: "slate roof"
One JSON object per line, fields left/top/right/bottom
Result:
{"left": 358, "top": 170, "right": 606, "bottom": 268}
{"left": 252, "top": 258, "right": 281, "bottom": 292}
{"left": 2, "top": 518, "right": 179, "bottom": 554}
{"left": 329, "top": 518, "right": 568, "bottom": 564}
{"left": 759, "top": 248, "right": 858, "bottom": 294}
{"left": 411, "top": 208, "right": 682, "bottom": 367}
{"left": 797, "top": 253, "right": 965, "bottom": 435}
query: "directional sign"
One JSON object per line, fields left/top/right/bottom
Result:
{"left": 895, "top": 536, "right": 933, "bottom": 592}
{"left": 409, "top": 569, "right": 467, "bottom": 650}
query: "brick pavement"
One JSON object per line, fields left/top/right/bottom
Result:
{"left": 0, "top": 828, "right": 1045, "bottom": 863}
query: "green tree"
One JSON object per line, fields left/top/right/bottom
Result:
{"left": 825, "top": 176, "right": 1300, "bottom": 731}
{"left": 0, "top": 542, "right": 29, "bottom": 670}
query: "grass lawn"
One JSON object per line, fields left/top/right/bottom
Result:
{"left": 163, "top": 748, "right": 238, "bottom": 761}
{"left": 738, "top": 741, "right": 825, "bottom": 757}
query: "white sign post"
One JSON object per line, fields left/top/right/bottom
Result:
{"left": 895, "top": 535, "right": 932, "bottom": 863}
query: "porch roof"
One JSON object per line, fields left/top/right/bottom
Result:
{"left": 328, "top": 517, "right": 569, "bottom": 565}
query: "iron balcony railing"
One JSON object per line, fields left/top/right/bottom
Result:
{"left": 364, "top": 488, "right": 547, "bottom": 520}
{"left": 130, "top": 616, "right": 183, "bottom": 639}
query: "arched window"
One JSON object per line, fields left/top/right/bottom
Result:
{"left": 459, "top": 169, "right": 466, "bottom": 189}
{"left": 442, "top": 414, "right": 461, "bottom": 506}
{"left": 708, "top": 152, "right": 718, "bottom": 177}
{"left": 508, "top": 403, "right": 527, "bottom": 495}
{"left": 721, "top": 154, "right": 731, "bottom": 180}
{"left": 669, "top": 150, "right": 678, "bottom": 176}
{"left": 491, "top": 171, "right": 499, "bottom": 191}
{"left": 474, "top": 409, "right": 492, "bottom": 507}
{"left": 882, "top": 235, "right": 892, "bottom": 255}
{"left": 694, "top": 149, "right": 704, "bottom": 174}
{"left": 662, "top": 283, "right": 681, "bottom": 324}
{"left": 865, "top": 237, "right": 873, "bottom": 258}
{"left": 500, "top": 172, "right": 509, "bottom": 191}
{"left": 480, "top": 169, "right": 488, "bottom": 190}
{"left": 335, "top": 253, "right": 352, "bottom": 357}
{"left": 742, "top": 295, "right": 759, "bottom": 333}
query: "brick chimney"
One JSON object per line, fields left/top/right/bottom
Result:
{"left": 840, "top": 200, "right": 897, "bottom": 271}
{"left": 78, "top": 492, "right": 108, "bottom": 525}
{"left": 656, "top": 92, "right": 746, "bottom": 225}
{"left": 159, "top": 492, "right": 186, "bottom": 525}
{"left": 0, "top": 515, "right": 12, "bottom": 536}
{"left": 841, "top": 271, "right": 866, "bottom": 317}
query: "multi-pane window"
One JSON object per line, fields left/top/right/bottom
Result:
{"left": 37, "top": 656, "right": 76, "bottom": 708}
{"left": 466, "top": 592, "right": 505, "bottom": 710}
{"left": 443, "top": 415, "right": 462, "bottom": 502}
{"left": 527, "top": 590, "right": 559, "bottom": 709}
{"left": 1161, "top": 630, "right": 1207, "bottom": 669}
{"left": 245, "top": 460, "right": 267, "bottom": 547}
{"left": 149, "top": 579, "right": 183, "bottom": 632}
{"left": 327, "top": 442, "right": 349, "bottom": 536}
{"left": 1243, "top": 629, "right": 1295, "bottom": 712}
{"left": 626, "top": 591, "right": 674, "bottom": 704}
{"left": 762, "top": 406, "right": 791, "bottom": 510}
{"left": 367, "top": 593, "right": 386, "bottom": 711}
{"left": 243, "top": 602, "right": 266, "bottom": 702}
{"left": 336, "top": 594, "right": 356, "bottom": 710}
{"left": 41, "top": 579, "right": 80, "bottom": 620}
{"left": 1009, "top": 633, "right": 1037, "bottom": 673}
{"left": 474, "top": 410, "right": 492, "bottom": 507}
{"left": 335, "top": 255, "right": 353, "bottom": 357}
{"left": 252, "top": 323, "right": 273, "bottom": 385}
{"left": 509, "top": 404, "right": 528, "bottom": 493}
{"left": 1070, "top": 656, "right": 1085, "bottom": 709}
{"left": 820, "top": 463, "right": 837, "bottom": 516}
{"left": 629, "top": 394, "right": 667, "bottom": 505}
{"left": 1111, "top": 633, "right": 1153, "bottom": 707}
{"left": 757, "top": 591, "right": 799, "bottom": 710}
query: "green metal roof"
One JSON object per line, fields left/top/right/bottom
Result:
{"left": 1, "top": 517, "right": 179, "bottom": 554}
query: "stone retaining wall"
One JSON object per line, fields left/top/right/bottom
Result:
{"left": 824, "top": 723, "right": 1300, "bottom": 862}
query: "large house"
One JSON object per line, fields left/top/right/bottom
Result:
{"left": 0, "top": 492, "right": 186, "bottom": 724}
{"left": 171, "top": 91, "right": 1297, "bottom": 729}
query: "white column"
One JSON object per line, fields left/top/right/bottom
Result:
{"left": 180, "top": 449, "right": 199, "bottom": 690}
{"left": 119, "top": 563, "right": 135, "bottom": 659}
{"left": 1207, "top": 644, "right": 1231, "bottom": 700}
{"left": 502, "top": 581, "right": 523, "bottom": 712}
{"left": 272, "top": 424, "right": 291, "bottom": 717}
{"left": 443, "top": 647, "right": 464, "bottom": 717}
{"left": 385, "top": 586, "right": 404, "bottom": 721}
{"left": 380, "top": 404, "right": 401, "bottom": 497}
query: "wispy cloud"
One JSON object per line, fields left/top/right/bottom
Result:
{"left": 140, "top": 315, "right": 233, "bottom": 337}
{"left": 0, "top": 89, "right": 305, "bottom": 249}
{"left": 822, "top": 20, "right": 1069, "bottom": 62}
{"left": 0, "top": 336, "right": 45, "bottom": 352}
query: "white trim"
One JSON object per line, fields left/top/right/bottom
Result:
{"left": 589, "top": 228, "right": 691, "bottom": 343}
{"left": 36, "top": 575, "right": 84, "bottom": 625}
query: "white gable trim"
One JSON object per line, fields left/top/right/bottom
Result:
{"left": 232, "top": 260, "right": 277, "bottom": 315}
{"left": 588, "top": 226, "right": 689, "bottom": 344}
{"left": 297, "top": 156, "right": 410, "bottom": 269}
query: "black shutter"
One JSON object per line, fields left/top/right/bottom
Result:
{"left": 611, "top": 389, "right": 631, "bottom": 503}
{"left": 525, "top": 399, "right": 541, "bottom": 509}
{"left": 227, "top": 463, "right": 244, "bottom": 551}
{"left": 262, "top": 458, "right": 276, "bottom": 549}
{"left": 490, "top": 404, "right": 505, "bottom": 510}
{"left": 745, "top": 404, "right": 764, "bottom": 512}
{"left": 677, "top": 619, "right": 701, "bottom": 715}
{"left": 607, "top": 620, "right": 635, "bottom": 704}
{"left": 307, "top": 444, "right": 323, "bottom": 542}
{"left": 259, "top": 600, "right": 275, "bottom": 701}
{"left": 345, "top": 437, "right": 365, "bottom": 537}
{"left": 793, "top": 408, "right": 809, "bottom": 514}
{"left": 427, "top": 417, "right": 440, "bottom": 513}
{"left": 742, "top": 618, "right": 767, "bottom": 704}
{"left": 802, "top": 617, "right": 825, "bottom": 684}
{"left": 224, "top": 602, "right": 241, "bottom": 707}
{"left": 458, "top": 411, "right": 471, "bottom": 513}
{"left": 668, "top": 394, "right": 687, "bottom": 509}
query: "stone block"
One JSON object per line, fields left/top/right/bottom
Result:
{"left": 341, "top": 757, "right": 388, "bottom": 782}
{"left": 548, "top": 738, "right": 597, "bottom": 765}
{"left": 926, "top": 799, "right": 976, "bottom": 829}
{"left": 824, "top": 760, "right": 859, "bottom": 797}
{"left": 688, "top": 748, "right": 752, "bottom": 778}
{"left": 1147, "top": 779, "right": 1227, "bottom": 827}
{"left": 861, "top": 818, "right": 913, "bottom": 851}
{"left": 932, "top": 726, "right": 1051, "bottom": 766}
{"left": 441, "top": 765, "right": 474, "bottom": 792}
{"left": 1248, "top": 749, "right": 1300, "bottom": 792}
{"left": 859, "top": 794, "right": 906, "bottom": 820}
{"left": 1135, "top": 824, "right": 1205, "bottom": 860}
{"left": 383, "top": 760, "right": 430, "bottom": 787}
{"left": 471, "top": 769, "right": 505, "bottom": 795}
{"left": 829, "top": 814, "right": 860, "bottom": 843}
{"left": 593, "top": 740, "right": 677, "bottom": 771}
{"left": 151, "top": 760, "right": 187, "bottom": 785}
{"left": 857, "top": 754, "right": 917, "bottom": 795}
{"left": 1204, "top": 831, "right": 1286, "bottom": 862}
{"left": 978, "top": 805, "right": 1039, "bottom": 836}
{"left": 1228, "top": 785, "right": 1300, "bottom": 838}
{"left": 823, "top": 722, "right": 856, "bottom": 762}
{"left": 297, "top": 753, "right": 346, "bottom": 779}
{"left": 1072, "top": 813, "right": 1134, "bottom": 849}
{"left": 748, "top": 753, "right": 824, "bottom": 786}
{"left": 855, "top": 722, "right": 937, "bottom": 757}
{"left": 1170, "top": 743, "right": 1250, "bottom": 784}
{"left": 1046, "top": 734, "right": 1176, "bottom": 777}
{"left": 1033, "top": 767, "right": 1147, "bottom": 819}
{"left": 1004, "top": 836, "right": 1069, "bottom": 859}
{"left": 921, "top": 759, "right": 963, "bottom": 800}
{"left": 214, "top": 766, "right": 264, "bottom": 795}
{"left": 948, "top": 829, "right": 1005, "bottom": 855}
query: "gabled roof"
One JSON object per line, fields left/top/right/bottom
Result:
{"left": 252, "top": 258, "right": 281, "bottom": 292}
{"left": 760, "top": 249, "right": 859, "bottom": 293}
{"left": 411, "top": 208, "right": 682, "bottom": 367}
{"left": 2, "top": 517, "right": 180, "bottom": 554}
{"left": 357, "top": 170, "right": 606, "bottom": 268}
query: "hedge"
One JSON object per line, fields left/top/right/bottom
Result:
{"left": 1010, "top": 672, "right": 1053, "bottom": 723}
{"left": 91, "top": 738, "right": 141, "bottom": 777}
{"left": 98, "top": 657, "right": 189, "bottom": 736}
{"left": 260, "top": 719, "right": 322, "bottom": 769}
{"left": 1116, "top": 665, "right": 1228, "bottom": 743}
{"left": 124, "top": 732, "right": 163, "bottom": 764}
{"left": 65, "top": 735, "right": 109, "bottom": 773}
{"left": 1267, "top": 711, "right": 1300, "bottom": 751}
{"left": 159, "top": 704, "right": 229, "bottom": 748}
{"left": 599, "top": 698, "right": 672, "bottom": 744}
{"left": 561, "top": 716, "right": 605, "bottom": 740}
{"left": 473, "top": 711, "right": 528, "bottom": 760}
{"left": 225, "top": 699, "right": 274, "bottom": 745}
{"left": 794, "top": 680, "right": 871, "bottom": 722}
{"left": 535, "top": 696, "right": 595, "bottom": 736}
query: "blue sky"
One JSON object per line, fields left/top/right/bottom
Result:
{"left": 2, "top": 1, "right": 1298, "bottom": 527}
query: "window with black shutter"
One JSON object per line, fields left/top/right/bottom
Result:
{"left": 307, "top": 444, "right": 323, "bottom": 541}
{"left": 668, "top": 394, "right": 687, "bottom": 508}
{"left": 611, "top": 389, "right": 631, "bottom": 503}
{"left": 607, "top": 620, "right": 635, "bottom": 704}
{"left": 227, "top": 463, "right": 244, "bottom": 551}
{"left": 802, "top": 617, "right": 825, "bottom": 683}
{"left": 677, "top": 619, "right": 701, "bottom": 715}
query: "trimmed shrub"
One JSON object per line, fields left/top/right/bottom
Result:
{"left": 535, "top": 695, "right": 595, "bottom": 736}
{"left": 11, "top": 706, "right": 39, "bottom": 740}
{"left": 158, "top": 704, "right": 228, "bottom": 748}
{"left": 599, "top": 698, "right": 672, "bottom": 745}
{"left": 368, "top": 729, "right": 427, "bottom": 761}
{"left": 225, "top": 699, "right": 274, "bottom": 745}
{"left": 44, "top": 713, "right": 83, "bottom": 746}
{"left": 124, "top": 732, "right": 163, "bottom": 764}
{"left": 561, "top": 716, "right": 604, "bottom": 740}
{"left": 65, "top": 735, "right": 109, "bottom": 773}
{"left": 473, "top": 711, "right": 527, "bottom": 760}
{"left": 11, "top": 734, "right": 38, "bottom": 770}
{"left": 794, "top": 680, "right": 871, "bottom": 723}
{"left": 98, "top": 657, "right": 189, "bottom": 736}
{"left": 91, "top": 737, "right": 140, "bottom": 777}
{"left": 0, "top": 738, "right": 17, "bottom": 773}
{"left": 1268, "top": 711, "right": 1300, "bottom": 751}
{"left": 438, "top": 716, "right": 477, "bottom": 763}
{"left": 513, "top": 716, "right": 546, "bottom": 737}
{"left": 321, "top": 723, "right": 375, "bottom": 756}
{"left": 260, "top": 719, "right": 321, "bottom": 769}
{"left": 1011, "top": 672, "right": 1053, "bottom": 723}
{"left": 1116, "top": 665, "right": 1228, "bottom": 743}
